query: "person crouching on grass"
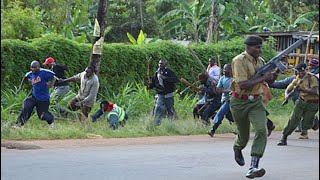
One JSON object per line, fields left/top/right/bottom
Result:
{"left": 91, "top": 100, "right": 128, "bottom": 130}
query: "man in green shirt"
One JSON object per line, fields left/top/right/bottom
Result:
{"left": 230, "top": 35, "right": 277, "bottom": 179}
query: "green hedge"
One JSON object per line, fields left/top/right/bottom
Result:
{"left": 1, "top": 34, "right": 277, "bottom": 94}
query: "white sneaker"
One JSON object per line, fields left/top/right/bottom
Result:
{"left": 12, "top": 124, "right": 20, "bottom": 129}
{"left": 48, "top": 122, "right": 54, "bottom": 129}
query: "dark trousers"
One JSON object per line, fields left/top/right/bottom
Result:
{"left": 16, "top": 95, "right": 54, "bottom": 125}
{"left": 200, "top": 100, "right": 221, "bottom": 124}
{"left": 67, "top": 97, "right": 92, "bottom": 118}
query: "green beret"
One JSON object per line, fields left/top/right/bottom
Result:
{"left": 244, "top": 35, "right": 263, "bottom": 46}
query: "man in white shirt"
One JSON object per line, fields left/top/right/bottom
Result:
{"left": 207, "top": 57, "right": 220, "bottom": 83}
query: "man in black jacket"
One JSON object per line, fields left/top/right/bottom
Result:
{"left": 147, "top": 59, "right": 178, "bottom": 125}
{"left": 43, "top": 57, "right": 70, "bottom": 103}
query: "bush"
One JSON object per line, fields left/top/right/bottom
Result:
{"left": 1, "top": 34, "right": 277, "bottom": 95}
{"left": 1, "top": 1, "right": 44, "bottom": 40}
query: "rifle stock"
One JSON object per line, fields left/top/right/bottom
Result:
{"left": 281, "top": 74, "right": 308, "bottom": 106}
{"left": 250, "top": 34, "right": 313, "bottom": 80}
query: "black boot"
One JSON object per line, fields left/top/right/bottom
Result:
{"left": 277, "top": 135, "right": 287, "bottom": 146}
{"left": 233, "top": 147, "right": 245, "bottom": 166}
{"left": 208, "top": 127, "right": 215, "bottom": 137}
{"left": 246, "top": 156, "right": 266, "bottom": 179}
{"left": 208, "top": 124, "right": 219, "bottom": 137}
{"left": 312, "top": 116, "right": 319, "bottom": 131}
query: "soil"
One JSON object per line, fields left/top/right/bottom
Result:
{"left": 1, "top": 134, "right": 220, "bottom": 150}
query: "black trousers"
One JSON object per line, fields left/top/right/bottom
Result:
{"left": 16, "top": 95, "right": 54, "bottom": 125}
{"left": 200, "top": 100, "right": 221, "bottom": 123}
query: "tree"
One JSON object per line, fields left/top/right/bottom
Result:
{"left": 1, "top": 1, "right": 44, "bottom": 40}
{"left": 206, "top": 0, "right": 219, "bottom": 44}
{"left": 160, "top": 0, "right": 212, "bottom": 42}
{"left": 89, "top": 0, "right": 108, "bottom": 75}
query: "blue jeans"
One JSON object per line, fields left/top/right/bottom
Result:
{"left": 91, "top": 109, "right": 104, "bottom": 122}
{"left": 51, "top": 85, "right": 70, "bottom": 103}
{"left": 154, "top": 94, "right": 176, "bottom": 125}
{"left": 212, "top": 100, "right": 234, "bottom": 127}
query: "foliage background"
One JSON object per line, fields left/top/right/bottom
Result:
{"left": 1, "top": 34, "right": 277, "bottom": 94}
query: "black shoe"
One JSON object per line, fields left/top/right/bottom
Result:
{"left": 294, "top": 129, "right": 301, "bottom": 133}
{"left": 267, "top": 125, "right": 275, "bottom": 137}
{"left": 208, "top": 128, "right": 215, "bottom": 137}
{"left": 233, "top": 147, "right": 245, "bottom": 166}
{"left": 277, "top": 139, "right": 287, "bottom": 146}
{"left": 312, "top": 116, "right": 319, "bottom": 131}
{"left": 245, "top": 168, "right": 266, "bottom": 179}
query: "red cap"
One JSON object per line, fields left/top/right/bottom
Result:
{"left": 43, "top": 57, "right": 55, "bottom": 65}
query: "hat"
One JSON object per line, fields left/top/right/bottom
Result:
{"left": 293, "top": 63, "right": 307, "bottom": 71}
{"left": 100, "top": 100, "right": 109, "bottom": 107}
{"left": 244, "top": 35, "right": 263, "bottom": 46}
{"left": 309, "top": 59, "right": 319, "bottom": 66}
{"left": 43, "top": 57, "right": 55, "bottom": 65}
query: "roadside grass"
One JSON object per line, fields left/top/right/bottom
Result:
{"left": 1, "top": 81, "right": 299, "bottom": 140}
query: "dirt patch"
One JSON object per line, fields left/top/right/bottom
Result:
{"left": 1, "top": 134, "right": 234, "bottom": 150}
{"left": 1, "top": 142, "right": 42, "bottom": 150}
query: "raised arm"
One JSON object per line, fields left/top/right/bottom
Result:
{"left": 17, "top": 76, "right": 28, "bottom": 93}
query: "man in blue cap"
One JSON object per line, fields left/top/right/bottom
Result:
{"left": 277, "top": 63, "right": 319, "bottom": 146}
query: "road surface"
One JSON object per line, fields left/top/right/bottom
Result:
{"left": 1, "top": 131, "right": 319, "bottom": 180}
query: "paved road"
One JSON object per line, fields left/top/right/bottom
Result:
{"left": 1, "top": 131, "right": 319, "bottom": 180}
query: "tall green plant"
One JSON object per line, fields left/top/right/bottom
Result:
{"left": 160, "top": 0, "right": 212, "bottom": 42}
{"left": 127, "top": 30, "right": 158, "bottom": 45}
{"left": 1, "top": 1, "right": 44, "bottom": 40}
{"left": 127, "top": 30, "right": 146, "bottom": 45}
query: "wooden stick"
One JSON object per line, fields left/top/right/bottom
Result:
{"left": 288, "top": 53, "right": 319, "bottom": 59}
{"left": 180, "top": 78, "right": 201, "bottom": 92}
{"left": 217, "top": 54, "right": 222, "bottom": 77}
{"left": 304, "top": 22, "right": 317, "bottom": 63}
{"left": 146, "top": 56, "right": 152, "bottom": 83}
{"left": 188, "top": 47, "right": 207, "bottom": 71}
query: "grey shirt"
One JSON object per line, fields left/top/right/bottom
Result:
{"left": 72, "top": 71, "right": 99, "bottom": 107}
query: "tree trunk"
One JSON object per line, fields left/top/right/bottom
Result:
{"left": 64, "top": 0, "right": 71, "bottom": 38}
{"left": 206, "top": 0, "right": 219, "bottom": 44}
{"left": 89, "top": 0, "right": 108, "bottom": 75}
{"left": 139, "top": 0, "right": 144, "bottom": 30}
{"left": 206, "top": 1, "right": 214, "bottom": 44}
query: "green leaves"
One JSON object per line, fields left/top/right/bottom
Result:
{"left": 127, "top": 32, "right": 137, "bottom": 45}
{"left": 127, "top": 30, "right": 147, "bottom": 45}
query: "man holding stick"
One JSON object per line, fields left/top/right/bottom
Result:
{"left": 146, "top": 59, "right": 178, "bottom": 125}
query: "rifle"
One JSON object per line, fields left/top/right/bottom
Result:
{"left": 250, "top": 34, "right": 314, "bottom": 80}
{"left": 281, "top": 75, "right": 308, "bottom": 106}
